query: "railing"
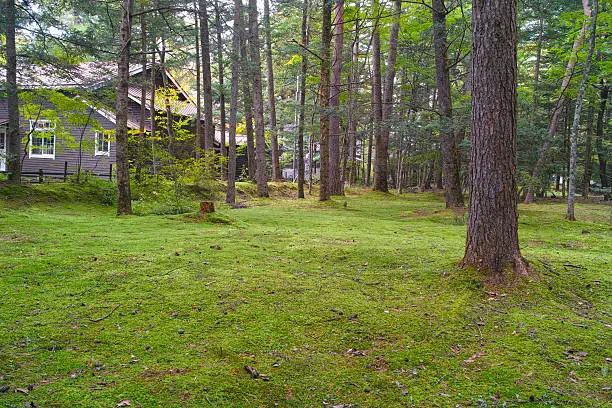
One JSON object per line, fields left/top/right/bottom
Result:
{"left": 1, "top": 162, "right": 113, "bottom": 183}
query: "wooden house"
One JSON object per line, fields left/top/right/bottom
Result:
{"left": 0, "top": 62, "right": 201, "bottom": 180}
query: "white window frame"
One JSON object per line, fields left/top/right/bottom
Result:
{"left": 29, "top": 119, "right": 56, "bottom": 159}
{"left": 94, "top": 131, "right": 111, "bottom": 156}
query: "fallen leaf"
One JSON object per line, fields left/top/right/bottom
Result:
{"left": 116, "top": 400, "right": 131, "bottom": 407}
{"left": 15, "top": 388, "right": 29, "bottom": 394}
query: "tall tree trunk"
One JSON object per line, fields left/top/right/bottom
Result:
{"left": 199, "top": 0, "right": 215, "bottom": 151}
{"left": 463, "top": 0, "right": 526, "bottom": 278}
{"left": 194, "top": 2, "right": 202, "bottom": 159}
{"left": 308, "top": 133, "right": 313, "bottom": 194}
{"left": 239, "top": 18, "right": 256, "bottom": 179}
{"left": 329, "top": 0, "right": 344, "bottom": 195}
{"left": 159, "top": 40, "right": 175, "bottom": 158}
{"left": 247, "top": 0, "right": 269, "bottom": 197}
{"left": 595, "top": 80, "right": 608, "bottom": 188}
{"left": 525, "top": 0, "right": 591, "bottom": 204}
{"left": 297, "top": 0, "right": 309, "bottom": 199}
{"left": 150, "top": 48, "right": 158, "bottom": 175}
{"left": 567, "top": 0, "right": 597, "bottom": 221}
{"left": 371, "top": 0, "right": 385, "bottom": 191}
{"left": 346, "top": 8, "right": 360, "bottom": 187}
{"left": 226, "top": 0, "right": 243, "bottom": 204}
{"left": 135, "top": 14, "right": 148, "bottom": 182}
{"left": 263, "top": 0, "right": 281, "bottom": 181}
{"left": 530, "top": 16, "right": 543, "bottom": 125}
{"left": 366, "top": 124, "right": 373, "bottom": 186}
{"left": 432, "top": 0, "right": 463, "bottom": 207}
{"left": 5, "top": 0, "right": 20, "bottom": 184}
{"left": 582, "top": 106, "right": 594, "bottom": 198}
{"left": 319, "top": 0, "right": 332, "bottom": 201}
{"left": 215, "top": 0, "right": 227, "bottom": 160}
{"left": 116, "top": 0, "right": 133, "bottom": 215}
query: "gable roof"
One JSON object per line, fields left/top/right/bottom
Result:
{"left": 1, "top": 62, "right": 198, "bottom": 124}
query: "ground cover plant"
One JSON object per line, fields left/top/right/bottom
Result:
{"left": 0, "top": 186, "right": 610, "bottom": 407}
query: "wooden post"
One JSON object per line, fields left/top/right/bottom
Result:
{"left": 200, "top": 201, "right": 215, "bottom": 214}
{"left": 64, "top": 161, "right": 68, "bottom": 181}
{"left": 109, "top": 164, "right": 113, "bottom": 181}
{"left": 38, "top": 168, "right": 43, "bottom": 183}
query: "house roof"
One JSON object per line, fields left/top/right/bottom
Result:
{"left": 127, "top": 84, "right": 196, "bottom": 118}
{"left": 0, "top": 62, "right": 199, "bottom": 128}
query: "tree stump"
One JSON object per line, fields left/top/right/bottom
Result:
{"left": 200, "top": 201, "right": 215, "bottom": 214}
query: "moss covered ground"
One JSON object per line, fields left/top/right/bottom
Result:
{"left": 0, "top": 184, "right": 610, "bottom": 407}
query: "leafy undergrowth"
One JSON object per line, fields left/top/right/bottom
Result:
{"left": 0, "top": 190, "right": 609, "bottom": 407}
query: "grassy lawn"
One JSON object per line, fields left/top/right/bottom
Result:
{"left": 0, "top": 185, "right": 610, "bottom": 407}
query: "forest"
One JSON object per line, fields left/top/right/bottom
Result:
{"left": 0, "top": 0, "right": 610, "bottom": 406}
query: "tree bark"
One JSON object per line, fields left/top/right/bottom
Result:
{"left": 432, "top": 0, "right": 463, "bottom": 207}
{"left": 329, "top": 0, "right": 344, "bottom": 195}
{"left": 525, "top": 0, "right": 591, "bottom": 204}
{"left": 226, "top": 0, "right": 242, "bottom": 204}
{"left": 6, "top": 0, "right": 20, "bottom": 184}
{"left": 199, "top": 0, "right": 215, "bottom": 151}
{"left": 239, "top": 18, "right": 256, "bottom": 180}
{"left": 297, "top": 0, "right": 309, "bottom": 199}
{"left": 150, "top": 49, "right": 158, "bottom": 175}
{"left": 194, "top": 2, "right": 202, "bottom": 159}
{"left": 582, "top": 106, "right": 594, "bottom": 199}
{"left": 346, "top": 8, "right": 360, "bottom": 187}
{"left": 263, "top": 0, "right": 281, "bottom": 181}
{"left": 319, "top": 0, "right": 332, "bottom": 201}
{"left": 214, "top": 0, "right": 227, "bottom": 160}
{"left": 135, "top": 13, "right": 148, "bottom": 182}
{"left": 595, "top": 80, "right": 608, "bottom": 188}
{"left": 463, "top": 0, "right": 526, "bottom": 278}
{"left": 159, "top": 41, "right": 175, "bottom": 157}
{"left": 247, "top": 0, "right": 269, "bottom": 197}
{"left": 567, "top": 0, "right": 597, "bottom": 221}
{"left": 377, "top": 0, "right": 402, "bottom": 193}
{"left": 371, "top": 0, "right": 385, "bottom": 191}
{"left": 530, "top": 16, "right": 543, "bottom": 126}
{"left": 116, "top": 0, "right": 133, "bottom": 215}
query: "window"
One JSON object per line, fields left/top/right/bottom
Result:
{"left": 29, "top": 119, "right": 55, "bottom": 158}
{"left": 94, "top": 131, "right": 110, "bottom": 156}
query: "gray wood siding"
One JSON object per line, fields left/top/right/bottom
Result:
{"left": 1, "top": 98, "right": 116, "bottom": 178}
{"left": 21, "top": 109, "right": 116, "bottom": 177}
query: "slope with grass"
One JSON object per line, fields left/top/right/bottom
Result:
{"left": 0, "top": 187, "right": 610, "bottom": 407}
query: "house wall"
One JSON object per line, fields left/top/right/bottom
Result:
{"left": 0, "top": 99, "right": 116, "bottom": 179}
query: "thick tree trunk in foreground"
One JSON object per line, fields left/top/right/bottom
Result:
{"left": 319, "top": 0, "right": 332, "bottom": 201}
{"left": 248, "top": 0, "right": 269, "bottom": 197}
{"left": 567, "top": 0, "right": 598, "bottom": 221}
{"left": 329, "top": 0, "right": 344, "bottom": 195}
{"left": 6, "top": 0, "right": 20, "bottom": 184}
{"left": 371, "top": 0, "right": 385, "bottom": 192}
{"left": 199, "top": 0, "right": 215, "bottom": 151}
{"left": 263, "top": 0, "right": 281, "bottom": 181}
{"left": 297, "top": 0, "right": 309, "bottom": 199}
{"left": 463, "top": 0, "right": 526, "bottom": 279}
{"left": 525, "top": 0, "right": 591, "bottom": 204}
{"left": 432, "top": 0, "right": 463, "bottom": 208}
{"left": 226, "top": 0, "right": 242, "bottom": 204}
{"left": 116, "top": 0, "right": 133, "bottom": 215}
